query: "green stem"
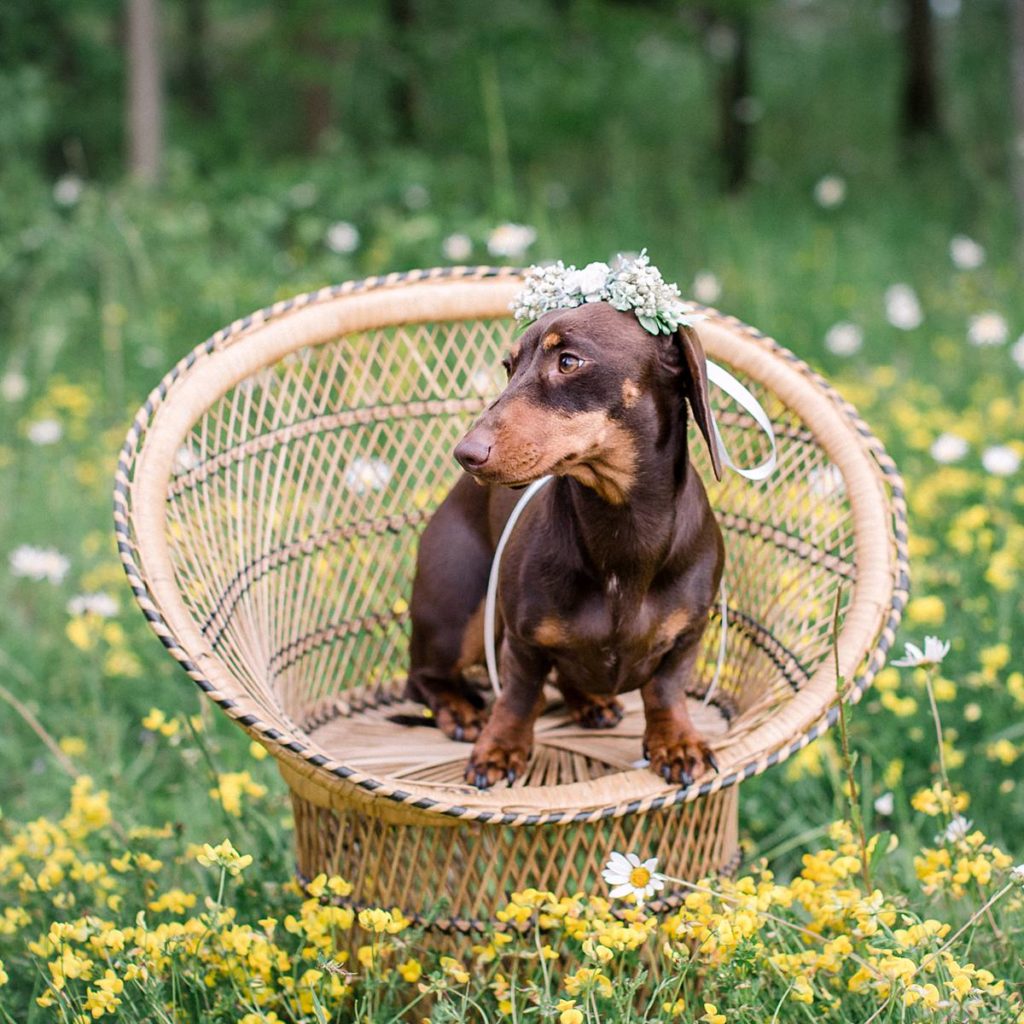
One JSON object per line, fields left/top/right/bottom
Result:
{"left": 832, "top": 588, "right": 872, "bottom": 891}
{"left": 922, "top": 665, "right": 950, "bottom": 793}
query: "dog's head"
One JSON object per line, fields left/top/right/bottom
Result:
{"left": 454, "top": 303, "right": 722, "bottom": 504}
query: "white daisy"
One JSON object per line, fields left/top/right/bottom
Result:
{"left": 935, "top": 813, "right": 972, "bottom": 845}
{"left": 1012, "top": 334, "right": 1024, "bottom": 371}
{"left": 53, "top": 174, "right": 84, "bottom": 207}
{"left": 874, "top": 791, "right": 895, "bottom": 816}
{"left": 26, "top": 418, "right": 62, "bottom": 445}
{"left": 967, "top": 312, "right": 1009, "bottom": 347}
{"left": 173, "top": 445, "right": 200, "bottom": 476}
{"left": 1011, "top": 863, "right": 1024, "bottom": 886}
{"left": 949, "top": 234, "right": 984, "bottom": 270}
{"left": 1, "top": 371, "right": 28, "bottom": 402}
{"left": 929, "top": 432, "right": 968, "bottom": 464}
{"left": 10, "top": 545, "right": 71, "bottom": 585}
{"left": 471, "top": 368, "right": 501, "bottom": 396}
{"left": 325, "top": 221, "right": 360, "bottom": 254}
{"left": 981, "top": 445, "right": 1020, "bottom": 476}
{"left": 486, "top": 223, "right": 537, "bottom": 260}
{"left": 345, "top": 458, "right": 392, "bottom": 495}
{"left": 891, "top": 635, "right": 950, "bottom": 668}
{"left": 442, "top": 232, "right": 473, "bottom": 262}
{"left": 824, "top": 322, "right": 863, "bottom": 356}
{"left": 692, "top": 271, "right": 722, "bottom": 304}
{"left": 601, "top": 851, "right": 666, "bottom": 907}
{"left": 67, "top": 592, "right": 119, "bottom": 618}
{"left": 884, "top": 284, "right": 923, "bottom": 331}
{"left": 814, "top": 175, "right": 846, "bottom": 209}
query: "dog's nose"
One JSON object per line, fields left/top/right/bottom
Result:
{"left": 454, "top": 435, "right": 492, "bottom": 472}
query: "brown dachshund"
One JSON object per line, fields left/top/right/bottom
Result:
{"left": 406, "top": 302, "right": 724, "bottom": 789}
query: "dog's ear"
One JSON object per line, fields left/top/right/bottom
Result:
{"left": 675, "top": 325, "right": 723, "bottom": 481}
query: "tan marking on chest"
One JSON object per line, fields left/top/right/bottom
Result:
{"left": 621, "top": 378, "right": 641, "bottom": 408}
{"left": 542, "top": 331, "right": 562, "bottom": 351}
{"left": 534, "top": 616, "right": 569, "bottom": 647}
{"left": 657, "top": 607, "right": 692, "bottom": 643}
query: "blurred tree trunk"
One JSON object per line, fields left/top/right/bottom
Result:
{"left": 387, "top": 0, "right": 417, "bottom": 142}
{"left": 1012, "top": 0, "right": 1024, "bottom": 254}
{"left": 299, "top": 7, "right": 333, "bottom": 152}
{"left": 901, "top": 0, "right": 941, "bottom": 137}
{"left": 182, "top": 0, "right": 212, "bottom": 117}
{"left": 714, "top": 12, "right": 753, "bottom": 193}
{"left": 126, "top": 0, "right": 163, "bottom": 183}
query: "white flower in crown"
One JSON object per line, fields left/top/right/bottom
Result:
{"left": 512, "top": 250, "right": 701, "bottom": 336}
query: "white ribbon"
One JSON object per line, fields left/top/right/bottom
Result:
{"left": 484, "top": 362, "right": 777, "bottom": 696}
{"left": 706, "top": 359, "right": 778, "bottom": 481}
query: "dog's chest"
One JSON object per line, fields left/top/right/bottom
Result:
{"left": 548, "top": 575, "right": 692, "bottom": 694}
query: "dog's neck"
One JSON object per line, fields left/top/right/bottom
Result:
{"left": 554, "top": 401, "right": 692, "bottom": 584}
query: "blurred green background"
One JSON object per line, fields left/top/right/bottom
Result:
{"left": 0, "top": 0, "right": 1021, "bottom": 871}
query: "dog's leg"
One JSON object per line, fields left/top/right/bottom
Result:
{"left": 406, "top": 477, "right": 493, "bottom": 742}
{"left": 641, "top": 632, "right": 718, "bottom": 786}
{"left": 556, "top": 677, "right": 624, "bottom": 729}
{"left": 465, "top": 637, "right": 550, "bottom": 788}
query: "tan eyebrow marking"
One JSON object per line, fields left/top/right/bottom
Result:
{"left": 622, "top": 379, "right": 641, "bottom": 408}
{"left": 541, "top": 332, "right": 562, "bottom": 351}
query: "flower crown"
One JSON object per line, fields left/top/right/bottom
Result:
{"left": 510, "top": 250, "right": 700, "bottom": 336}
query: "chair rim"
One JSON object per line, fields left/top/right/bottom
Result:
{"left": 113, "top": 266, "right": 910, "bottom": 827}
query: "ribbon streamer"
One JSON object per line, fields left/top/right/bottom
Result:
{"left": 484, "top": 361, "right": 777, "bottom": 697}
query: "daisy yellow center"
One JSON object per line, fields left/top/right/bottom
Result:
{"left": 629, "top": 866, "right": 651, "bottom": 887}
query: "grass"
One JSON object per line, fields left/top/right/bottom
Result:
{"left": 1, "top": 2, "right": 1023, "bottom": 1018}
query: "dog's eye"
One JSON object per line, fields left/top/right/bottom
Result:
{"left": 558, "top": 353, "right": 584, "bottom": 374}
{"left": 501, "top": 357, "right": 513, "bottom": 379}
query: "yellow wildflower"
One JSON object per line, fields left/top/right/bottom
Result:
{"left": 208, "top": 770, "right": 268, "bottom": 817}
{"left": 141, "top": 708, "right": 179, "bottom": 738}
{"left": 440, "top": 956, "right": 470, "bottom": 984}
{"left": 398, "top": 958, "right": 422, "bottom": 982}
{"left": 195, "top": 838, "right": 253, "bottom": 876}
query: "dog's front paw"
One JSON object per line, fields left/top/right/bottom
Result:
{"left": 434, "top": 695, "right": 487, "bottom": 743}
{"left": 465, "top": 739, "right": 530, "bottom": 789}
{"left": 643, "top": 725, "right": 719, "bottom": 787}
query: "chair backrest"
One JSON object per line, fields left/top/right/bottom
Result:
{"left": 116, "top": 269, "right": 908, "bottom": 817}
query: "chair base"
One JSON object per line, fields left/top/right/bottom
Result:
{"left": 286, "top": 767, "right": 740, "bottom": 934}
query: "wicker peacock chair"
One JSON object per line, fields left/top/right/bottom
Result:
{"left": 115, "top": 267, "right": 909, "bottom": 933}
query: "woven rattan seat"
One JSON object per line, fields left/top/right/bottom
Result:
{"left": 115, "top": 267, "right": 908, "bottom": 932}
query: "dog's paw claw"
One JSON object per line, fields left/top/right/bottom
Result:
{"left": 465, "top": 743, "right": 529, "bottom": 790}
{"left": 436, "top": 702, "right": 486, "bottom": 744}
{"left": 644, "top": 729, "right": 715, "bottom": 787}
